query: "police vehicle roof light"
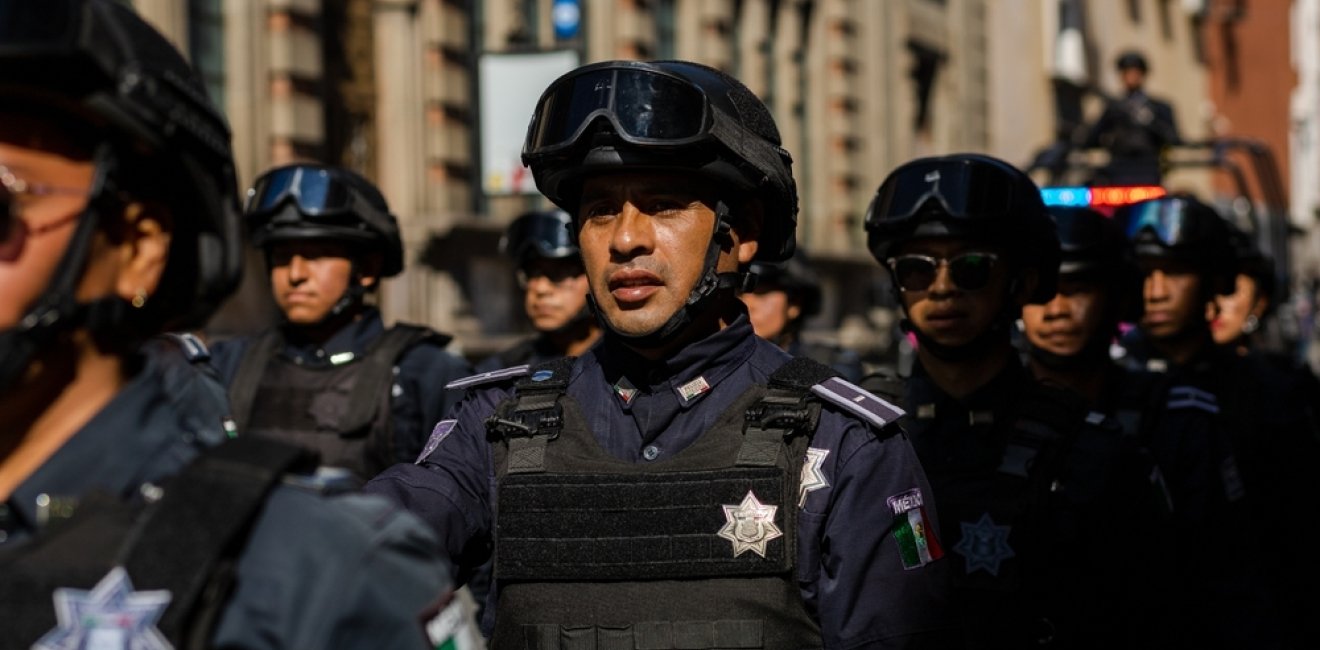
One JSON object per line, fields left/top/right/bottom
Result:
{"left": 1041, "top": 186, "right": 1166, "bottom": 208}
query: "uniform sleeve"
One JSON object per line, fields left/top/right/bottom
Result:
{"left": 203, "top": 336, "right": 248, "bottom": 387}
{"left": 210, "top": 489, "right": 451, "bottom": 650}
{"left": 365, "top": 387, "right": 504, "bottom": 579}
{"left": 392, "top": 344, "right": 474, "bottom": 462}
{"left": 800, "top": 412, "right": 959, "bottom": 649}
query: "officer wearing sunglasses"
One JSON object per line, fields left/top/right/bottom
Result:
{"left": 208, "top": 164, "right": 471, "bottom": 482}
{"left": 1115, "top": 194, "right": 1320, "bottom": 648}
{"left": 862, "top": 153, "right": 1172, "bottom": 648}
{"left": 477, "top": 209, "right": 601, "bottom": 373}
{"left": 0, "top": 1, "right": 452, "bottom": 647}
{"left": 367, "top": 59, "right": 957, "bottom": 648}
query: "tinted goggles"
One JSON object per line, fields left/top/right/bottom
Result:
{"left": 871, "top": 160, "right": 1018, "bottom": 221}
{"left": 523, "top": 64, "right": 713, "bottom": 158}
{"left": 246, "top": 166, "right": 354, "bottom": 216}
{"left": 1122, "top": 199, "right": 1189, "bottom": 247}
{"left": 504, "top": 214, "right": 577, "bottom": 261}
{"left": 886, "top": 252, "right": 1000, "bottom": 292}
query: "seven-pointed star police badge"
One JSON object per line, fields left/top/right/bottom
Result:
{"left": 798, "top": 447, "right": 829, "bottom": 507}
{"left": 954, "top": 512, "right": 1016, "bottom": 576}
{"left": 717, "top": 490, "right": 782, "bottom": 558}
{"left": 35, "top": 566, "right": 173, "bottom": 650}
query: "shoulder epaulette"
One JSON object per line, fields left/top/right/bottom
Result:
{"left": 810, "top": 376, "right": 906, "bottom": 430}
{"left": 1166, "top": 385, "right": 1220, "bottom": 413}
{"left": 159, "top": 331, "right": 210, "bottom": 363}
{"left": 445, "top": 364, "right": 531, "bottom": 390}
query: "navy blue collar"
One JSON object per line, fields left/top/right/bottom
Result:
{"left": 279, "top": 307, "right": 385, "bottom": 367}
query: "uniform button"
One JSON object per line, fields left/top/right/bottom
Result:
{"left": 642, "top": 445, "right": 661, "bottom": 461}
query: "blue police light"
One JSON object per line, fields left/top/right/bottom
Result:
{"left": 1041, "top": 187, "right": 1091, "bottom": 207}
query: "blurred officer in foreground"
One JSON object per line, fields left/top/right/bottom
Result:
{"left": 477, "top": 209, "right": 600, "bottom": 372}
{"left": 368, "top": 59, "right": 957, "bottom": 648}
{"left": 0, "top": 1, "right": 450, "bottom": 647}
{"left": 1085, "top": 50, "right": 1180, "bottom": 185}
{"left": 1019, "top": 206, "right": 1136, "bottom": 409}
{"left": 210, "top": 164, "right": 470, "bottom": 481}
{"left": 862, "top": 154, "right": 1168, "bottom": 648}
{"left": 1117, "top": 194, "right": 1320, "bottom": 648}
{"left": 743, "top": 251, "right": 865, "bottom": 382}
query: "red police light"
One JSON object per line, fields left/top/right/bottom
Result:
{"left": 1090, "top": 186, "right": 1166, "bottom": 207}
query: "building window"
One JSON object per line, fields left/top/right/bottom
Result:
{"left": 189, "top": 0, "right": 225, "bottom": 109}
{"left": 656, "top": 0, "right": 676, "bottom": 59}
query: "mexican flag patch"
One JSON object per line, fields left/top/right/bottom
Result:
{"left": 887, "top": 488, "right": 944, "bottom": 570}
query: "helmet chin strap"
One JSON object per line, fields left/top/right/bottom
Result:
{"left": 0, "top": 147, "right": 131, "bottom": 393}
{"left": 589, "top": 200, "right": 753, "bottom": 352}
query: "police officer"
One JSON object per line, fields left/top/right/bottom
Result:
{"left": 367, "top": 59, "right": 957, "bottom": 648}
{"left": 1019, "top": 206, "right": 1137, "bottom": 409}
{"left": 862, "top": 154, "right": 1169, "bottom": 648}
{"left": 1084, "top": 51, "right": 1180, "bottom": 185}
{"left": 210, "top": 164, "right": 471, "bottom": 481}
{"left": 1210, "top": 225, "right": 1276, "bottom": 354}
{"left": 743, "top": 250, "right": 865, "bottom": 382}
{"left": 477, "top": 209, "right": 601, "bottom": 372}
{"left": 0, "top": 2, "right": 450, "bottom": 647}
{"left": 1116, "top": 194, "right": 1320, "bottom": 648}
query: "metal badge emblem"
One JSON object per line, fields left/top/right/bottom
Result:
{"left": 717, "top": 490, "right": 782, "bottom": 558}
{"left": 798, "top": 448, "right": 830, "bottom": 507}
{"left": 36, "top": 567, "right": 172, "bottom": 650}
{"left": 954, "top": 512, "right": 1016, "bottom": 576}
{"left": 677, "top": 376, "right": 711, "bottom": 402}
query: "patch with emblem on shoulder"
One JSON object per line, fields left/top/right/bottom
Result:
{"left": 37, "top": 567, "right": 172, "bottom": 650}
{"left": 810, "top": 376, "right": 906, "bottom": 429}
{"left": 445, "top": 365, "right": 531, "bottom": 391}
{"left": 416, "top": 419, "right": 458, "bottom": 463}
{"left": 887, "top": 488, "right": 943, "bottom": 569}
{"left": 1166, "top": 385, "right": 1220, "bottom": 413}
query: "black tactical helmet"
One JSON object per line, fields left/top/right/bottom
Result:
{"left": 1048, "top": 205, "right": 1129, "bottom": 275}
{"left": 748, "top": 250, "right": 822, "bottom": 319}
{"left": 245, "top": 164, "right": 405, "bottom": 278}
{"left": 1226, "top": 222, "right": 1277, "bottom": 309}
{"left": 0, "top": 0, "right": 242, "bottom": 331}
{"left": 500, "top": 209, "right": 578, "bottom": 267}
{"left": 864, "top": 153, "right": 1060, "bottom": 304}
{"left": 1116, "top": 50, "right": 1149, "bottom": 73}
{"left": 1115, "top": 193, "right": 1236, "bottom": 295}
{"left": 522, "top": 59, "right": 798, "bottom": 263}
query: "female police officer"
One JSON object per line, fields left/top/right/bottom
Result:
{"left": 0, "top": 2, "right": 449, "bottom": 647}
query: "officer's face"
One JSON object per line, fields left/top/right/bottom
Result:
{"left": 1138, "top": 259, "right": 1205, "bottom": 340}
{"left": 742, "top": 286, "right": 800, "bottom": 343}
{"left": 520, "top": 257, "right": 590, "bottom": 332}
{"left": 1121, "top": 67, "right": 1146, "bottom": 92}
{"left": 894, "top": 238, "right": 1011, "bottom": 349}
{"left": 577, "top": 171, "right": 758, "bottom": 339}
{"left": 269, "top": 240, "right": 373, "bottom": 325}
{"left": 0, "top": 114, "right": 98, "bottom": 330}
{"left": 1021, "top": 274, "right": 1111, "bottom": 358}
{"left": 1210, "top": 273, "right": 1266, "bottom": 345}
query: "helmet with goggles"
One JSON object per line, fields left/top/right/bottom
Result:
{"left": 521, "top": 59, "right": 798, "bottom": 263}
{"left": 864, "top": 153, "right": 1060, "bottom": 304}
{"left": 245, "top": 164, "right": 404, "bottom": 278}
{"left": 0, "top": 0, "right": 242, "bottom": 330}
{"left": 500, "top": 209, "right": 578, "bottom": 268}
{"left": 1115, "top": 193, "right": 1235, "bottom": 295}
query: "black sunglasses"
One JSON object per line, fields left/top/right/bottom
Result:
{"left": 886, "top": 252, "right": 1000, "bottom": 292}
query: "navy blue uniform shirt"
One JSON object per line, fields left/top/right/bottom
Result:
{"left": 211, "top": 307, "right": 472, "bottom": 463}
{"left": 0, "top": 354, "right": 450, "bottom": 649}
{"left": 368, "top": 315, "right": 957, "bottom": 649}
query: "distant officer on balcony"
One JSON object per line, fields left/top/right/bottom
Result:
{"left": 1085, "top": 50, "right": 1181, "bottom": 185}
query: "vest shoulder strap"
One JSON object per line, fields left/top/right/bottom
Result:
{"left": 486, "top": 357, "right": 577, "bottom": 474}
{"left": 158, "top": 332, "right": 212, "bottom": 363}
{"left": 338, "top": 324, "right": 445, "bottom": 433}
{"left": 227, "top": 329, "right": 283, "bottom": 433}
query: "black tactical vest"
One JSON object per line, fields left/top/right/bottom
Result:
{"left": 0, "top": 437, "right": 314, "bottom": 650}
{"left": 485, "top": 357, "right": 830, "bottom": 649}
{"left": 227, "top": 324, "right": 440, "bottom": 479}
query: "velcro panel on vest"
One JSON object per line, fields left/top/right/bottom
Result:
{"left": 497, "top": 467, "right": 790, "bottom": 581}
{"left": 523, "top": 620, "right": 765, "bottom": 649}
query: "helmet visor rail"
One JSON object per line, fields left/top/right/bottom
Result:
{"left": 871, "top": 160, "right": 1018, "bottom": 222}
{"left": 524, "top": 64, "right": 712, "bottom": 158}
